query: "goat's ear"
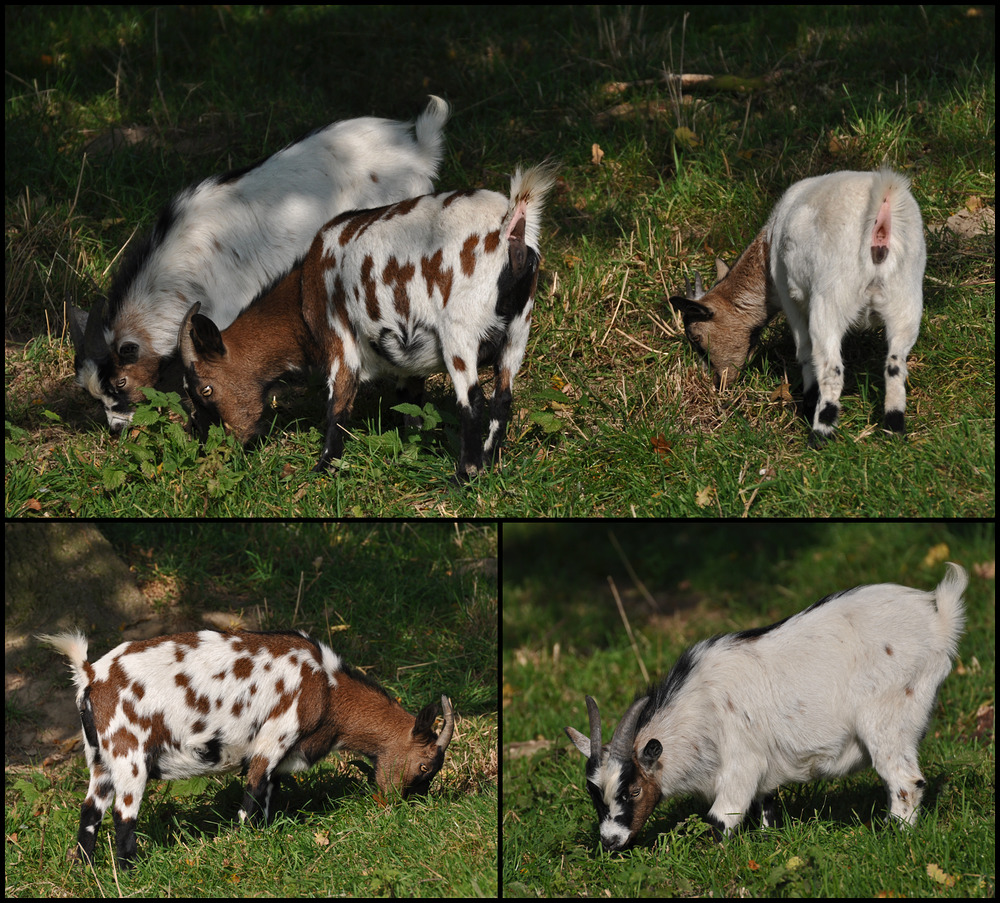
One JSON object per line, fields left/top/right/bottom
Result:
{"left": 668, "top": 296, "right": 713, "bottom": 322}
{"left": 638, "top": 738, "right": 662, "bottom": 771}
{"left": 182, "top": 306, "right": 227, "bottom": 361}
{"left": 412, "top": 700, "right": 440, "bottom": 743}
{"left": 117, "top": 341, "right": 140, "bottom": 364}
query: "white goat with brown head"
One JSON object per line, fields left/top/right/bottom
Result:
{"left": 38, "top": 629, "right": 455, "bottom": 868}
{"left": 180, "top": 163, "right": 557, "bottom": 481}
{"left": 668, "top": 169, "right": 925, "bottom": 443}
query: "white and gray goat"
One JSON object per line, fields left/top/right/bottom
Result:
{"left": 565, "top": 563, "right": 966, "bottom": 850}
{"left": 38, "top": 629, "right": 454, "bottom": 868}
{"left": 179, "top": 163, "right": 557, "bottom": 481}
{"left": 70, "top": 97, "right": 449, "bottom": 433}
{"left": 668, "top": 169, "right": 925, "bottom": 442}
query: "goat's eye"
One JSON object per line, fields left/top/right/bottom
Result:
{"left": 419, "top": 764, "right": 430, "bottom": 773}
{"left": 116, "top": 377, "right": 127, "bottom": 389}
{"left": 200, "top": 385, "right": 213, "bottom": 398}
{"left": 631, "top": 786, "right": 641, "bottom": 798}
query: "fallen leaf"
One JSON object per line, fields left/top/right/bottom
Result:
{"left": 591, "top": 143, "right": 605, "bottom": 165}
{"left": 922, "top": 543, "right": 950, "bottom": 568}
{"left": 926, "top": 863, "right": 957, "bottom": 887}
{"left": 769, "top": 380, "right": 794, "bottom": 403}
{"left": 695, "top": 485, "right": 715, "bottom": 508}
{"left": 651, "top": 434, "right": 673, "bottom": 460}
{"left": 674, "top": 126, "right": 701, "bottom": 149}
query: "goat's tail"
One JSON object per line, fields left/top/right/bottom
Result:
{"left": 414, "top": 95, "right": 450, "bottom": 174}
{"left": 505, "top": 162, "right": 559, "bottom": 251}
{"left": 38, "top": 631, "right": 92, "bottom": 695}
{"left": 869, "top": 168, "right": 916, "bottom": 266}
{"left": 933, "top": 562, "right": 968, "bottom": 659}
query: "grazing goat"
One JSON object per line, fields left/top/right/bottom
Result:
{"left": 70, "top": 96, "right": 449, "bottom": 433}
{"left": 565, "top": 563, "right": 966, "bottom": 850}
{"left": 668, "top": 169, "right": 925, "bottom": 443}
{"left": 179, "top": 163, "right": 557, "bottom": 481}
{"left": 38, "top": 629, "right": 455, "bottom": 868}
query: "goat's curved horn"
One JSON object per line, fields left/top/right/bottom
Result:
{"left": 82, "top": 297, "right": 110, "bottom": 358}
{"left": 608, "top": 696, "right": 649, "bottom": 761}
{"left": 435, "top": 695, "right": 455, "bottom": 750}
{"left": 584, "top": 695, "right": 603, "bottom": 762}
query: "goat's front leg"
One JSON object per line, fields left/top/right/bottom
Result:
{"left": 315, "top": 358, "right": 359, "bottom": 472}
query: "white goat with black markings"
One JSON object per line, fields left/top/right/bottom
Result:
{"left": 38, "top": 629, "right": 455, "bottom": 868}
{"left": 70, "top": 96, "right": 449, "bottom": 433}
{"left": 565, "top": 563, "right": 966, "bottom": 850}
{"left": 668, "top": 169, "right": 925, "bottom": 443}
{"left": 179, "top": 163, "right": 557, "bottom": 481}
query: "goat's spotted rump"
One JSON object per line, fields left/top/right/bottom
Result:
{"left": 38, "top": 629, "right": 455, "bottom": 868}
{"left": 565, "top": 563, "right": 966, "bottom": 850}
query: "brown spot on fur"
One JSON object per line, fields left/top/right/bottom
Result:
{"left": 370, "top": 172, "right": 379, "bottom": 183}
{"left": 460, "top": 234, "right": 479, "bottom": 277}
{"left": 442, "top": 189, "right": 477, "bottom": 208}
{"left": 233, "top": 657, "right": 254, "bottom": 680}
{"left": 361, "top": 255, "right": 379, "bottom": 321}
{"left": 108, "top": 726, "right": 139, "bottom": 758}
{"left": 484, "top": 230, "right": 501, "bottom": 253}
{"left": 382, "top": 256, "right": 416, "bottom": 319}
{"left": 420, "top": 250, "right": 453, "bottom": 306}
{"left": 452, "top": 356, "right": 467, "bottom": 373}
{"left": 885, "top": 645, "right": 893, "bottom": 656}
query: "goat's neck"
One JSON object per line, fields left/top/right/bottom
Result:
{"left": 334, "top": 675, "right": 415, "bottom": 758}
{"left": 226, "top": 271, "right": 315, "bottom": 376}
{"left": 725, "top": 228, "right": 777, "bottom": 312}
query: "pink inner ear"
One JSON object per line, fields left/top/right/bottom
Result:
{"left": 871, "top": 196, "right": 891, "bottom": 263}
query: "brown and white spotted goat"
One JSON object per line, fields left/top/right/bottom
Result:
{"left": 39, "top": 630, "right": 455, "bottom": 868}
{"left": 179, "top": 163, "right": 557, "bottom": 480}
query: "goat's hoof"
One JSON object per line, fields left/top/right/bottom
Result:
{"left": 883, "top": 410, "right": 906, "bottom": 435}
{"left": 808, "top": 429, "right": 834, "bottom": 449}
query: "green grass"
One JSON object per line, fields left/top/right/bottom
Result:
{"left": 7, "top": 522, "right": 497, "bottom": 896}
{"left": 5, "top": 6, "right": 995, "bottom": 515}
{"left": 502, "top": 522, "right": 995, "bottom": 897}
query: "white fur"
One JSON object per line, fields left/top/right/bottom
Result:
{"left": 568, "top": 563, "right": 966, "bottom": 848}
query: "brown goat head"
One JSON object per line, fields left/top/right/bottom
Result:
{"left": 375, "top": 695, "right": 456, "bottom": 798}
{"left": 179, "top": 265, "right": 311, "bottom": 445}
{"left": 668, "top": 232, "right": 775, "bottom": 386}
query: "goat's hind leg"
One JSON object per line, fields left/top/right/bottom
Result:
{"left": 865, "top": 734, "right": 925, "bottom": 827}
{"left": 881, "top": 304, "right": 920, "bottom": 436}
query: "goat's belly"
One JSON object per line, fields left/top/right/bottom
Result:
{"left": 362, "top": 321, "right": 445, "bottom": 377}
{"left": 151, "top": 741, "right": 247, "bottom": 780}
{"left": 771, "top": 737, "right": 870, "bottom": 785}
